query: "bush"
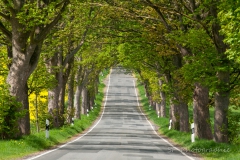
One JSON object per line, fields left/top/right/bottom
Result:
{"left": 0, "top": 84, "right": 25, "bottom": 139}
{"left": 228, "top": 108, "right": 240, "bottom": 144}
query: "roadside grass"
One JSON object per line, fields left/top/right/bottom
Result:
{"left": 0, "top": 69, "right": 109, "bottom": 160}
{"left": 137, "top": 82, "right": 240, "bottom": 160}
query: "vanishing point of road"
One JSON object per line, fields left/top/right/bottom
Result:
{"left": 27, "top": 67, "right": 198, "bottom": 160}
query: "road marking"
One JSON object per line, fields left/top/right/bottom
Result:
{"left": 132, "top": 79, "right": 195, "bottom": 160}
{"left": 28, "top": 69, "right": 112, "bottom": 160}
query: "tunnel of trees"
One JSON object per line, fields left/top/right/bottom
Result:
{"left": 0, "top": 0, "right": 239, "bottom": 144}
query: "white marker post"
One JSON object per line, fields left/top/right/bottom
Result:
{"left": 71, "top": 117, "right": 74, "bottom": 126}
{"left": 46, "top": 119, "right": 49, "bottom": 138}
{"left": 149, "top": 105, "right": 151, "bottom": 110}
{"left": 191, "top": 123, "right": 195, "bottom": 142}
{"left": 87, "top": 109, "right": 89, "bottom": 117}
{"left": 91, "top": 106, "right": 93, "bottom": 110}
{"left": 158, "top": 111, "right": 160, "bottom": 118}
{"left": 169, "top": 119, "right": 172, "bottom": 130}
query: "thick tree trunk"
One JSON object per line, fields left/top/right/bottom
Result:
{"left": 210, "top": 3, "right": 230, "bottom": 143}
{"left": 81, "top": 86, "right": 88, "bottom": 115}
{"left": 74, "top": 66, "right": 83, "bottom": 119}
{"left": 170, "top": 98, "right": 180, "bottom": 130}
{"left": 48, "top": 86, "right": 61, "bottom": 127}
{"left": 95, "top": 75, "right": 99, "bottom": 95}
{"left": 179, "top": 102, "right": 189, "bottom": 132}
{"left": 214, "top": 71, "right": 230, "bottom": 143}
{"left": 87, "top": 90, "right": 91, "bottom": 111}
{"left": 67, "top": 71, "right": 74, "bottom": 123}
{"left": 73, "top": 67, "right": 90, "bottom": 118}
{"left": 7, "top": 78, "right": 30, "bottom": 136}
{"left": 193, "top": 83, "right": 213, "bottom": 139}
{"left": 7, "top": 41, "right": 42, "bottom": 136}
{"left": 58, "top": 58, "right": 73, "bottom": 125}
{"left": 74, "top": 85, "right": 82, "bottom": 119}
{"left": 46, "top": 51, "right": 61, "bottom": 127}
{"left": 159, "top": 79, "right": 166, "bottom": 117}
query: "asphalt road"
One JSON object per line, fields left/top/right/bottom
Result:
{"left": 28, "top": 67, "right": 197, "bottom": 160}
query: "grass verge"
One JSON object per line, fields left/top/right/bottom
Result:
{"left": 137, "top": 82, "right": 240, "bottom": 160}
{"left": 0, "top": 69, "right": 109, "bottom": 160}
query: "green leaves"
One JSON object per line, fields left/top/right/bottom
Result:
{"left": 219, "top": 1, "right": 240, "bottom": 64}
{"left": 0, "top": 84, "right": 24, "bottom": 139}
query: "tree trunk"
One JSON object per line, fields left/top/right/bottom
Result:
{"left": 214, "top": 71, "right": 230, "bottom": 143}
{"left": 74, "top": 84, "right": 82, "bottom": 119}
{"left": 58, "top": 57, "right": 73, "bottom": 125}
{"left": 67, "top": 70, "right": 74, "bottom": 124}
{"left": 35, "top": 94, "right": 40, "bottom": 133}
{"left": 7, "top": 41, "right": 42, "bottom": 136}
{"left": 170, "top": 98, "right": 180, "bottom": 130}
{"left": 210, "top": 2, "right": 230, "bottom": 143}
{"left": 81, "top": 86, "right": 88, "bottom": 115}
{"left": 156, "top": 102, "right": 160, "bottom": 115}
{"left": 159, "top": 79, "right": 166, "bottom": 117}
{"left": 193, "top": 83, "right": 213, "bottom": 140}
{"left": 179, "top": 102, "right": 189, "bottom": 132}
{"left": 48, "top": 84, "right": 61, "bottom": 127}
{"left": 46, "top": 51, "right": 61, "bottom": 127}
{"left": 95, "top": 75, "right": 99, "bottom": 95}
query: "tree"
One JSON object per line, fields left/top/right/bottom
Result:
{"left": 0, "top": 0, "right": 69, "bottom": 136}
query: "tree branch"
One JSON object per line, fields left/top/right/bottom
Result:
{"left": 63, "top": 27, "right": 89, "bottom": 67}
{"left": 0, "top": 21, "right": 12, "bottom": 40}
{"left": 142, "top": 0, "right": 172, "bottom": 32}
{"left": 0, "top": 12, "right": 10, "bottom": 21}
{"left": 35, "top": 0, "right": 70, "bottom": 43}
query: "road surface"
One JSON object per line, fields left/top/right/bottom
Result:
{"left": 28, "top": 67, "right": 196, "bottom": 160}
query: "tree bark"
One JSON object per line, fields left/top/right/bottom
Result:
{"left": 81, "top": 86, "right": 88, "bottom": 115}
{"left": 179, "top": 101, "right": 189, "bottom": 132}
{"left": 193, "top": 83, "right": 213, "bottom": 139}
{"left": 46, "top": 51, "right": 61, "bottom": 127}
{"left": 7, "top": 41, "right": 42, "bottom": 136}
{"left": 74, "top": 84, "right": 82, "bottom": 119}
{"left": 67, "top": 70, "right": 74, "bottom": 124}
{"left": 159, "top": 79, "right": 166, "bottom": 117}
{"left": 210, "top": 2, "right": 230, "bottom": 143}
{"left": 214, "top": 71, "right": 230, "bottom": 143}
{"left": 170, "top": 98, "right": 180, "bottom": 130}
{"left": 74, "top": 67, "right": 91, "bottom": 118}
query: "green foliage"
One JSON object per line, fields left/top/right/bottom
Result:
{"left": 227, "top": 108, "right": 240, "bottom": 144}
{"left": 16, "top": 1, "right": 66, "bottom": 31}
{"left": 0, "top": 84, "right": 25, "bottom": 139}
{"left": 219, "top": 1, "right": 240, "bottom": 64}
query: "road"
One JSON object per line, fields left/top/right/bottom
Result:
{"left": 28, "top": 67, "right": 196, "bottom": 160}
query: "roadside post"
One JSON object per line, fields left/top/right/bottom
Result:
{"left": 168, "top": 119, "right": 172, "bottom": 130}
{"left": 71, "top": 118, "right": 74, "bottom": 126}
{"left": 158, "top": 111, "right": 160, "bottom": 118}
{"left": 149, "top": 105, "right": 151, "bottom": 110}
{"left": 191, "top": 123, "right": 195, "bottom": 142}
{"left": 87, "top": 109, "right": 89, "bottom": 117}
{"left": 46, "top": 119, "right": 49, "bottom": 138}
